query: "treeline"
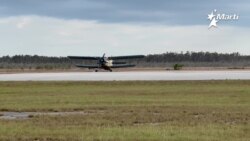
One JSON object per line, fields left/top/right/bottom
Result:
{"left": 141, "top": 52, "right": 250, "bottom": 67}
{"left": 146, "top": 52, "right": 249, "bottom": 62}
{"left": 0, "top": 55, "right": 72, "bottom": 69}
{"left": 0, "top": 52, "right": 250, "bottom": 69}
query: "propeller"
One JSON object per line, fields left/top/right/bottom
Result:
{"left": 99, "top": 53, "right": 107, "bottom": 65}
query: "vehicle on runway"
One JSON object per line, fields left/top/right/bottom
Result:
{"left": 68, "top": 54, "right": 145, "bottom": 72}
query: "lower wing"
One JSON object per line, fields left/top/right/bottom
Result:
{"left": 111, "top": 64, "right": 135, "bottom": 68}
{"left": 75, "top": 64, "right": 99, "bottom": 68}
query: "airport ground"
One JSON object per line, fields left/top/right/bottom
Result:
{"left": 0, "top": 81, "right": 249, "bottom": 141}
{"left": 1, "top": 67, "right": 250, "bottom": 74}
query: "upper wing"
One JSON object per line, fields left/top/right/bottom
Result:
{"left": 108, "top": 55, "right": 145, "bottom": 60}
{"left": 68, "top": 56, "right": 100, "bottom": 60}
{"left": 110, "top": 64, "right": 136, "bottom": 68}
{"left": 75, "top": 64, "right": 99, "bottom": 68}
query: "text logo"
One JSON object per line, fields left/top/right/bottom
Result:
{"left": 207, "top": 9, "right": 239, "bottom": 29}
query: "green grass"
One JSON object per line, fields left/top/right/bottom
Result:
{"left": 0, "top": 81, "right": 249, "bottom": 141}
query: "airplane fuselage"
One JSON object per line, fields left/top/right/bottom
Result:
{"left": 99, "top": 58, "right": 113, "bottom": 71}
{"left": 105, "top": 59, "right": 113, "bottom": 67}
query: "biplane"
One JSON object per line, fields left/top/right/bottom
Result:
{"left": 68, "top": 54, "right": 144, "bottom": 72}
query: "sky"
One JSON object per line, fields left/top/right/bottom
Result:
{"left": 0, "top": 0, "right": 250, "bottom": 56}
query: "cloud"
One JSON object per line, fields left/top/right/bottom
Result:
{"left": 0, "top": 0, "right": 249, "bottom": 25}
{"left": 0, "top": 16, "right": 249, "bottom": 56}
{"left": 16, "top": 17, "right": 32, "bottom": 29}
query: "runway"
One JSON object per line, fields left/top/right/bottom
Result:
{"left": 0, "top": 71, "right": 250, "bottom": 81}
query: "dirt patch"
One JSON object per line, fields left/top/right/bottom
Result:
{"left": 0, "top": 111, "right": 88, "bottom": 120}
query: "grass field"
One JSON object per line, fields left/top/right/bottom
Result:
{"left": 0, "top": 81, "right": 249, "bottom": 141}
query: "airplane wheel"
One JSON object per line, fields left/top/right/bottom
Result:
{"left": 95, "top": 70, "right": 98, "bottom": 72}
{"left": 110, "top": 70, "right": 112, "bottom": 72}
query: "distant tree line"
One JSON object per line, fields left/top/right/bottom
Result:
{"left": 0, "top": 55, "right": 72, "bottom": 69}
{"left": 146, "top": 52, "right": 246, "bottom": 62}
{"left": 140, "top": 52, "right": 250, "bottom": 67}
{"left": 1, "top": 52, "right": 250, "bottom": 69}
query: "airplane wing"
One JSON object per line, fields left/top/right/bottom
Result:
{"left": 108, "top": 55, "right": 145, "bottom": 60}
{"left": 110, "top": 64, "right": 136, "bottom": 68}
{"left": 68, "top": 56, "right": 100, "bottom": 60}
{"left": 75, "top": 64, "right": 99, "bottom": 68}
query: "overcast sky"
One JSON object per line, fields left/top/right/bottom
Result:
{"left": 0, "top": 0, "right": 250, "bottom": 56}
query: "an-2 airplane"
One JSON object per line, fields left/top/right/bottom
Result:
{"left": 68, "top": 54, "right": 145, "bottom": 72}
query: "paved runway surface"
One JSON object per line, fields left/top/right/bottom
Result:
{"left": 0, "top": 71, "right": 250, "bottom": 81}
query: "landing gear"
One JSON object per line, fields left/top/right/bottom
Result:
{"left": 94, "top": 68, "right": 112, "bottom": 72}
